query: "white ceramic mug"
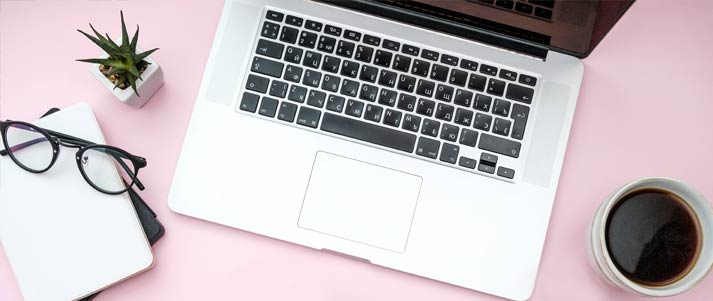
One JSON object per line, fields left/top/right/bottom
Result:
{"left": 587, "top": 177, "right": 713, "bottom": 297}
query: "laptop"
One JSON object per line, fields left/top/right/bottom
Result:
{"left": 168, "top": 1, "right": 633, "bottom": 300}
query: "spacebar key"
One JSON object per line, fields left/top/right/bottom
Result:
{"left": 321, "top": 113, "right": 417, "bottom": 153}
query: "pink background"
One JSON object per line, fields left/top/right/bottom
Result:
{"left": 1, "top": 0, "right": 712, "bottom": 300}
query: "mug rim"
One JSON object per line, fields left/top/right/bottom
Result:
{"left": 595, "top": 177, "right": 713, "bottom": 296}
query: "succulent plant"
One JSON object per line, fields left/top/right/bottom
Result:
{"left": 77, "top": 11, "right": 158, "bottom": 96}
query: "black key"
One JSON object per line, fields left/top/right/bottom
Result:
{"left": 468, "top": 73, "right": 487, "bottom": 91}
{"left": 474, "top": 94, "right": 492, "bottom": 112}
{"left": 364, "top": 104, "right": 384, "bottom": 122}
{"left": 298, "top": 31, "right": 318, "bottom": 48}
{"left": 458, "top": 156, "right": 477, "bottom": 169}
{"left": 460, "top": 59, "right": 479, "bottom": 71}
{"left": 256, "top": 39, "right": 284, "bottom": 59}
{"left": 478, "top": 162, "right": 496, "bottom": 174}
{"left": 383, "top": 109, "right": 402, "bottom": 127}
{"left": 495, "top": 0, "right": 514, "bottom": 9}
{"left": 493, "top": 99, "right": 511, "bottom": 117}
{"left": 439, "top": 143, "right": 459, "bottom": 164}
{"left": 416, "top": 98, "right": 436, "bottom": 117}
{"left": 283, "top": 65, "right": 303, "bottom": 83}
{"left": 378, "top": 89, "right": 398, "bottom": 107}
{"left": 251, "top": 56, "right": 283, "bottom": 78}
{"left": 416, "top": 137, "right": 440, "bottom": 159}
{"left": 430, "top": 64, "right": 449, "bottom": 82}
{"left": 359, "top": 83, "right": 378, "bottom": 102}
{"left": 302, "top": 51, "right": 322, "bottom": 69}
{"left": 531, "top": 0, "right": 555, "bottom": 8}
{"left": 454, "top": 89, "right": 473, "bottom": 107}
{"left": 305, "top": 20, "right": 323, "bottom": 32}
{"left": 246, "top": 74, "right": 269, "bottom": 93}
{"left": 258, "top": 97, "right": 278, "bottom": 117}
{"left": 340, "top": 79, "right": 359, "bottom": 97}
{"left": 506, "top": 83, "right": 534, "bottom": 104}
{"left": 239, "top": 92, "right": 260, "bottom": 112}
{"left": 278, "top": 101, "right": 298, "bottom": 122}
{"left": 421, "top": 118, "right": 440, "bottom": 137}
{"left": 378, "top": 70, "right": 397, "bottom": 88}
{"left": 326, "top": 94, "right": 346, "bottom": 112}
{"left": 324, "top": 25, "right": 342, "bottom": 36}
{"left": 363, "top": 34, "right": 381, "bottom": 46}
{"left": 383, "top": 39, "right": 400, "bottom": 51}
{"left": 302, "top": 69, "right": 322, "bottom": 87}
{"left": 487, "top": 78, "right": 506, "bottom": 96}
{"left": 515, "top": 2, "right": 534, "bottom": 14}
{"left": 511, "top": 103, "right": 529, "bottom": 140}
{"left": 340, "top": 60, "right": 360, "bottom": 78}
{"left": 534, "top": 7, "right": 553, "bottom": 19}
{"left": 473, "top": 113, "right": 492, "bottom": 131}
{"left": 479, "top": 133, "right": 521, "bottom": 158}
{"left": 493, "top": 118, "right": 512, "bottom": 136}
{"left": 321, "top": 55, "right": 341, "bottom": 73}
{"left": 345, "top": 99, "right": 365, "bottom": 117}
{"left": 440, "top": 124, "right": 459, "bottom": 142}
{"left": 421, "top": 49, "right": 439, "bottom": 61}
{"left": 321, "top": 74, "right": 341, "bottom": 92}
{"left": 321, "top": 112, "right": 417, "bottom": 153}
{"left": 266, "top": 10, "right": 284, "bottom": 22}
{"left": 480, "top": 152, "right": 498, "bottom": 166}
{"left": 519, "top": 74, "right": 537, "bottom": 86}
{"left": 261, "top": 21, "right": 280, "bottom": 39}
{"left": 435, "top": 84, "right": 454, "bottom": 102}
{"left": 317, "top": 36, "right": 337, "bottom": 53}
{"left": 480, "top": 64, "right": 498, "bottom": 76}
{"left": 354, "top": 45, "right": 374, "bottom": 63}
{"left": 409, "top": 60, "right": 429, "bottom": 78}
{"left": 336, "top": 40, "right": 356, "bottom": 58}
{"left": 416, "top": 79, "right": 435, "bottom": 97}
{"left": 285, "top": 46, "right": 303, "bottom": 64}
{"left": 307, "top": 90, "right": 327, "bottom": 108}
{"left": 402, "top": 114, "right": 421, "bottom": 132}
{"left": 269, "top": 80, "right": 288, "bottom": 98}
{"left": 435, "top": 103, "right": 454, "bottom": 122}
{"left": 280, "top": 26, "right": 299, "bottom": 44}
{"left": 373, "top": 50, "right": 393, "bottom": 67}
{"left": 359, "top": 65, "right": 379, "bottom": 83}
{"left": 454, "top": 108, "right": 474, "bottom": 126}
{"left": 397, "top": 94, "right": 417, "bottom": 112}
{"left": 393, "top": 55, "right": 412, "bottom": 72}
{"left": 499, "top": 69, "right": 517, "bottom": 81}
{"left": 449, "top": 69, "right": 468, "bottom": 87}
{"left": 440, "top": 54, "right": 459, "bottom": 66}
{"left": 402, "top": 44, "right": 419, "bottom": 56}
{"left": 288, "top": 85, "right": 308, "bottom": 103}
{"left": 296, "top": 106, "right": 321, "bottom": 128}
{"left": 459, "top": 128, "right": 478, "bottom": 147}
{"left": 497, "top": 166, "right": 515, "bottom": 179}
{"left": 285, "top": 15, "right": 303, "bottom": 27}
{"left": 397, "top": 74, "right": 416, "bottom": 92}
{"left": 344, "top": 29, "right": 361, "bottom": 42}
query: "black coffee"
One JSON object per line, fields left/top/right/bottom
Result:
{"left": 605, "top": 188, "right": 701, "bottom": 286}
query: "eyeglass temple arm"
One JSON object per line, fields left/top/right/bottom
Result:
{"left": 0, "top": 138, "right": 47, "bottom": 156}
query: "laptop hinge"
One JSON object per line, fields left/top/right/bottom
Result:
{"left": 316, "top": 0, "right": 549, "bottom": 61}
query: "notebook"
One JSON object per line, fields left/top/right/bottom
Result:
{"left": 0, "top": 103, "right": 154, "bottom": 301}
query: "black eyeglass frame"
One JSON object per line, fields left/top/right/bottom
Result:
{"left": 0, "top": 120, "right": 147, "bottom": 195}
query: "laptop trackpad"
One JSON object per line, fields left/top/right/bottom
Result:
{"left": 298, "top": 152, "right": 422, "bottom": 253}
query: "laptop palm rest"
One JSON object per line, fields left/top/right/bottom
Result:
{"left": 298, "top": 151, "right": 422, "bottom": 253}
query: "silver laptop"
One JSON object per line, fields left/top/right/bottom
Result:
{"left": 168, "top": 1, "right": 633, "bottom": 299}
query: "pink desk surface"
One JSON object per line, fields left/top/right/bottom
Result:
{"left": 1, "top": 0, "right": 712, "bottom": 300}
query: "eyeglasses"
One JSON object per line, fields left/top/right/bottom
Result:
{"left": 0, "top": 120, "right": 146, "bottom": 195}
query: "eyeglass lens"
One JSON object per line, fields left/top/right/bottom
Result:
{"left": 4, "top": 123, "right": 54, "bottom": 171}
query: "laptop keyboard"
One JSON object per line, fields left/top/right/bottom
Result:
{"left": 470, "top": 0, "right": 555, "bottom": 21}
{"left": 238, "top": 8, "right": 540, "bottom": 182}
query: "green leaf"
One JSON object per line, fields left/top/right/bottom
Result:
{"left": 76, "top": 58, "right": 126, "bottom": 69}
{"left": 90, "top": 23, "right": 119, "bottom": 53}
{"left": 113, "top": 73, "right": 127, "bottom": 90}
{"left": 130, "top": 25, "right": 139, "bottom": 53}
{"left": 127, "top": 65, "right": 141, "bottom": 78}
{"left": 135, "top": 48, "right": 158, "bottom": 62}
{"left": 77, "top": 29, "right": 115, "bottom": 55}
{"left": 127, "top": 73, "right": 140, "bottom": 96}
{"left": 120, "top": 10, "right": 130, "bottom": 48}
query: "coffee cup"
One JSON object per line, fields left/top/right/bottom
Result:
{"left": 587, "top": 177, "right": 713, "bottom": 296}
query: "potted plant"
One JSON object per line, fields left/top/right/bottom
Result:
{"left": 77, "top": 11, "right": 163, "bottom": 108}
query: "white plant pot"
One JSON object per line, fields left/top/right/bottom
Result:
{"left": 88, "top": 46, "right": 164, "bottom": 108}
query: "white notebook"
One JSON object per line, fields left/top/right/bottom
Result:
{"left": 0, "top": 103, "right": 154, "bottom": 301}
